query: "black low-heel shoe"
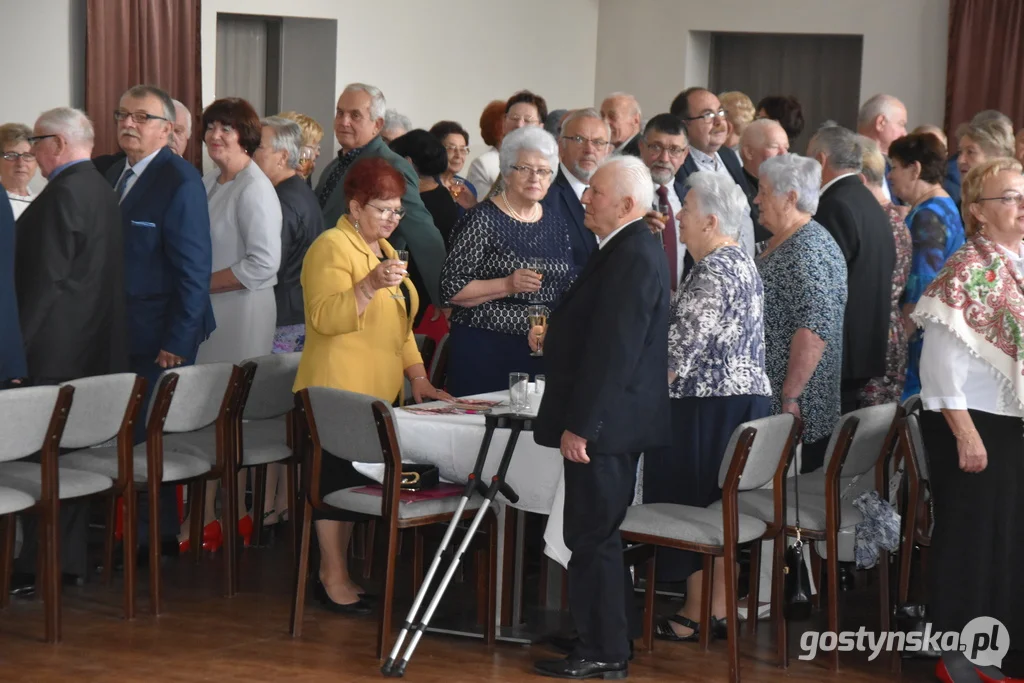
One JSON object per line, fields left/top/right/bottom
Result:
{"left": 314, "top": 581, "right": 372, "bottom": 616}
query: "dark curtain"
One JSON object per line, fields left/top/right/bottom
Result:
{"left": 85, "top": 0, "right": 203, "bottom": 168}
{"left": 946, "top": 0, "right": 1024, "bottom": 137}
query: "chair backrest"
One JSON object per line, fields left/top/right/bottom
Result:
{"left": 59, "top": 373, "right": 144, "bottom": 450}
{"left": 416, "top": 334, "right": 437, "bottom": 372}
{"left": 718, "top": 413, "right": 799, "bottom": 491}
{"left": 430, "top": 333, "right": 450, "bottom": 389}
{"left": 0, "top": 386, "right": 71, "bottom": 462}
{"left": 302, "top": 386, "right": 399, "bottom": 464}
{"left": 901, "top": 394, "right": 922, "bottom": 417}
{"left": 823, "top": 403, "right": 900, "bottom": 479}
{"left": 241, "top": 353, "right": 300, "bottom": 420}
{"left": 904, "top": 412, "right": 929, "bottom": 483}
{"left": 160, "top": 362, "right": 239, "bottom": 433}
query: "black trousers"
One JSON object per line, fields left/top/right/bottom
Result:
{"left": 840, "top": 377, "right": 869, "bottom": 415}
{"left": 563, "top": 451, "right": 641, "bottom": 662}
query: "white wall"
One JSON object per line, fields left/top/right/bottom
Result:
{"left": 595, "top": 0, "right": 949, "bottom": 130}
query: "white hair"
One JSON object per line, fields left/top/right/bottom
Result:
{"left": 857, "top": 94, "right": 904, "bottom": 129}
{"left": 685, "top": 172, "right": 749, "bottom": 240}
{"left": 383, "top": 109, "right": 412, "bottom": 135}
{"left": 260, "top": 116, "right": 302, "bottom": 170}
{"left": 740, "top": 118, "right": 786, "bottom": 150}
{"left": 498, "top": 126, "right": 559, "bottom": 179}
{"left": 36, "top": 107, "right": 94, "bottom": 148}
{"left": 603, "top": 92, "right": 641, "bottom": 119}
{"left": 172, "top": 99, "right": 192, "bottom": 137}
{"left": 344, "top": 83, "right": 387, "bottom": 121}
{"left": 560, "top": 108, "right": 611, "bottom": 140}
{"left": 809, "top": 126, "right": 863, "bottom": 173}
{"left": 598, "top": 154, "right": 655, "bottom": 210}
{"left": 759, "top": 154, "right": 822, "bottom": 214}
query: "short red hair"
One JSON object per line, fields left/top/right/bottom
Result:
{"left": 343, "top": 157, "right": 406, "bottom": 206}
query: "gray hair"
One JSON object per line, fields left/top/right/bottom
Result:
{"left": 545, "top": 109, "right": 569, "bottom": 137}
{"left": 598, "top": 154, "right": 655, "bottom": 211}
{"left": 343, "top": 83, "right": 387, "bottom": 121}
{"left": 809, "top": 126, "right": 863, "bottom": 173}
{"left": 121, "top": 84, "right": 175, "bottom": 123}
{"left": 35, "top": 107, "right": 95, "bottom": 148}
{"left": 956, "top": 118, "right": 1016, "bottom": 158}
{"left": 972, "top": 109, "right": 1013, "bottom": 128}
{"left": 383, "top": 109, "right": 411, "bottom": 135}
{"left": 685, "top": 171, "right": 749, "bottom": 240}
{"left": 740, "top": 118, "right": 785, "bottom": 149}
{"left": 498, "top": 126, "right": 559, "bottom": 179}
{"left": 857, "top": 94, "right": 904, "bottom": 129}
{"left": 603, "top": 92, "right": 642, "bottom": 118}
{"left": 857, "top": 135, "right": 887, "bottom": 187}
{"left": 759, "top": 154, "right": 822, "bottom": 214}
{"left": 172, "top": 99, "right": 192, "bottom": 136}
{"left": 260, "top": 116, "right": 302, "bottom": 170}
{"left": 560, "top": 107, "right": 611, "bottom": 139}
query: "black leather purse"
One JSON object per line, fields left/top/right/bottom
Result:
{"left": 784, "top": 441, "right": 813, "bottom": 620}
{"left": 400, "top": 464, "right": 440, "bottom": 491}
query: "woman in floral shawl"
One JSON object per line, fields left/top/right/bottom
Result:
{"left": 913, "top": 157, "right": 1024, "bottom": 683}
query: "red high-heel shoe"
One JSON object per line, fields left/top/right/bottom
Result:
{"left": 238, "top": 514, "right": 253, "bottom": 548}
{"left": 179, "top": 520, "right": 223, "bottom": 554}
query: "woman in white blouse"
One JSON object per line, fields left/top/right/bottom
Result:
{"left": 913, "top": 157, "right": 1024, "bottom": 683}
{"left": 0, "top": 123, "right": 37, "bottom": 219}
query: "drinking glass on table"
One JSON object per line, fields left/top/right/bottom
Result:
{"left": 528, "top": 374, "right": 546, "bottom": 413}
{"left": 392, "top": 249, "right": 410, "bottom": 299}
{"left": 509, "top": 372, "right": 529, "bottom": 413}
{"left": 527, "top": 305, "right": 549, "bottom": 357}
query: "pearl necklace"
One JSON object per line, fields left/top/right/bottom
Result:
{"left": 502, "top": 191, "right": 540, "bottom": 222}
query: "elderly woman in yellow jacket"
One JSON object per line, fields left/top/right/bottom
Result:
{"left": 294, "top": 156, "right": 449, "bottom": 615}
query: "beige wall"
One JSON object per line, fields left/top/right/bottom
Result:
{"left": 594, "top": 0, "right": 950, "bottom": 131}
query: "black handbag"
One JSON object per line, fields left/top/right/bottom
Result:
{"left": 783, "top": 440, "right": 813, "bottom": 620}
{"left": 400, "top": 464, "right": 440, "bottom": 491}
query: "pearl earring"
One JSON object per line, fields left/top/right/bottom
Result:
{"left": 354, "top": 220, "right": 360, "bottom": 230}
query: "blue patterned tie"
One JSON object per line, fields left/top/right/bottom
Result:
{"left": 115, "top": 167, "right": 134, "bottom": 201}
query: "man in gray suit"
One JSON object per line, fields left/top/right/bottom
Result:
{"left": 316, "top": 83, "right": 446, "bottom": 308}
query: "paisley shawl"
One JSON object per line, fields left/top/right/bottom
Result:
{"left": 911, "top": 233, "right": 1024, "bottom": 412}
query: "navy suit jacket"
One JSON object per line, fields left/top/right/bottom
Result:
{"left": 105, "top": 148, "right": 215, "bottom": 360}
{"left": 0, "top": 187, "right": 26, "bottom": 383}
{"left": 542, "top": 169, "right": 594, "bottom": 271}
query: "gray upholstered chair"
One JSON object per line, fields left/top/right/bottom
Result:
{"left": 0, "top": 385, "right": 74, "bottom": 642}
{"left": 63, "top": 363, "right": 245, "bottom": 613}
{"left": 290, "top": 386, "right": 497, "bottom": 660}
{"left": 429, "top": 333, "right": 449, "bottom": 389}
{"left": 620, "top": 414, "right": 800, "bottom": 683}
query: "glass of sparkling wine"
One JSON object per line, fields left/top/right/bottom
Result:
{"left": 392, "top": 250, "right": 409, "bottom": 300}
{"left": 528, "top": 304, "right": 549, "bottom": 357}
{"left": 450, "top": 177, "right": 464, "bottom": 199}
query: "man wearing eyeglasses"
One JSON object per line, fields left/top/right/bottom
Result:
{"left": 670, "top": 88, "right": 762, "bottom": 252}
{"left": 638, "top": 114, "right": 692, "bottom": 291}
{"left": 542, "top": 108, "right": 612, "bottom": 270}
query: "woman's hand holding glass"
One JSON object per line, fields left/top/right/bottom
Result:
{"left": 506, "top": 268, "right": 543, "bottom": 295}
{"left": 365, "top": 258, "right": 406, "bottom": 292}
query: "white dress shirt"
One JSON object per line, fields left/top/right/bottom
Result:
{"left": 599, "top": 221, "right": 633, "bottom": 249}
{"left": 560, "top": 162, "right": 588, "bottom": 202}
{"left": 820, "top": 171, "right": 859, "bottom": 196}
{"left": 115, "top": 147, "right": 162, "bottom": 200}
{"left": 6, "top": 188, "right": 33, "bottom": 220}
{"left": 688, "top": 147, "right": 756, "bottom": 257}
{"left": 466, "top": 147, "right": 500, "bottom": 199}
{"left": 655, "top": 181, "right": 687, "bottom": 288}
{"left": 919, "top": 244, "right": 1024, "bottom": 418}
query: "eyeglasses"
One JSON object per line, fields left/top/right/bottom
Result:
{"left": 27, "top": 134, "right": 56, "bottom": 146}
{"left": 684, "top": 109, "right": 727, "bottom": 124}
{"left": 507, "top": 114, "right": 540, "bottom": 125}
{"left": 509, "top": 164, "right": 554, "bottom": 179}
{"left": 365, "top": 202, "right": 406, "bottom": 221}
{"left": 114, "top": 110, "right": 169, "bottom": 124}
{"left": 977, "top": 191, "right": 1024, "bottom": 207}
{"left": 561, "top": 135, "right": 610, "bottom": 149}
{"left": 444, "top": 145, "right": 470, "bottom": 155}
{"left": 1, "top": 151, "right": 35, "bottom": 162}
{"left": 644, "top": 142, "right": 688, "bottom": 158}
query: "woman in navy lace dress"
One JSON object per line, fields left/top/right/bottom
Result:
{"left": 646, "top": 171, "right": 772, "bottom": 642}
{"left": 440, "top": 126, "right": 574, "bottom": 396}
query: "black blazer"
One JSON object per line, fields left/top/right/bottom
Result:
{"left": 542, "top": 169, "right": 594, "bottom": 271}
{"left": 677, "top": 148, "right": 771, "bottom": 243}
{"left": 534, "top": 220, "right": 671, "bottom": 454}
{"left": 813, "top": 175, "right": 896, "bottom": 382}
{"left": 617, "top": 134, "right": 642, "bottom": 158}
{"left": 0, "top": 187, "right": 26, "bottom": 383}
{"left": 274, "top": 175, "right": 325, "bottom": 327}
{"left": 16, "top": 161, "right": 127, "bottom": 380}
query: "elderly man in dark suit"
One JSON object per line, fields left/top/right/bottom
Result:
{"left": 13, "top": 107, "right": 126, "bottom": 587}
{"left": 532, "top": 155, "right": 671, "bottom": 680}
{"left": 105, "top": 84, "right": 215, "bottom": 557}
{"left": 315, "top": 83, "right": 446, "bottom": 309}
{"left": 541, "top": 108, "right": 612, "bottom": 271}
{"left": 600, "top": 93, "right": 643, "bottom": 157}
{"left": 0, "top": 185, "right": 25, "bottom": 388}
{"left": 808, "top": 125, "right": 896, "bottom": 413}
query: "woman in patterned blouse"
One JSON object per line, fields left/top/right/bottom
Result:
{"left": 440, "top": 126, "right": 574, "bottom": 396}
{"left": 755, "top": 154, "right": 848, "bottom": 474}
{"left": 647, "top": 171, "right": 772, "bottom": 643}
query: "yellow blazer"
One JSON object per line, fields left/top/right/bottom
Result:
{"left": 293, "top": 215, "right": 422, "bottom": 402}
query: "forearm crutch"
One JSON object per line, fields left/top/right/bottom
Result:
{"left": 381, "top": 412, "right": 529, "bottom": 677}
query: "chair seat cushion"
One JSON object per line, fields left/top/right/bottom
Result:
{"left": 620, "top": 503, "right": 767, "bottom": 546}
{"left": 714, "top": 487, "right": 863, "bottom": 531}
{"left": 62, "top": 444, "right": 212, "bottom": 484}
{"left": 0, "top": 462, "right": 113, "bottom": 501}
{"left": 323, "top": 486, "right": 483, "bottom": 520}
{"left": 0, "top": 485, "right": 37, "bottom": 515}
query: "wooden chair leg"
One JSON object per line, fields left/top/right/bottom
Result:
{"left": 878, "top": 548, "right": 891, "bottom": 633}
{"left": 148, "top": 484, "right": 162, "bottom": 616}
{"left": 252, "top": 465, "right": 268, "bottom": 548}
{"left": 378, "top": 519, "right": 400, "bottom": 661}
{"left": 698, "top": 554, "right": 713, "bottom": 652}
{"left": 747, "top": 540, "right": 762, "bottom": 636}
{"left": 485, "top": 512, "right": 498, "bottom": 646}
{"left": 810, "top": 545, "right": 822, "bottom": 610}
{"left": 189, "top": 481, "right": 203, "bottom": 564}
{"left": 724, "top": 546, "right": 741, "bottom": 683}
{"left": 222, "top": 470, "right": 239, "bottom": 597}
{"left": 642, "top": 553, "right": 656, "bottom": 653}
{"left": 0, "top": 515, "right": 12, "bottom": 609}
{"left": 412, "top": 529, "right": 424, "bottom": 596}
{"left": 475, "top": 544, "right": 487, "bottom": 628}
{"left": 47, "top": 497, "right": 62, "bottom": 643}
{"left": 123, "top": 485, "right": 137, "bottom": 620}
{"left": 290, "top": 499, "right": 313, "bottom": 637}
{"left": 825, "top": 534, "right": 840, "bottom": 671}
{"left": 772, "top": 534, "right": 788, "bottom": 668}
{"left": 286, "top": 460, "right": 299, "bottom": 561}
{"left": 362, "top": 519, "right": 376, "bottom": 580}
{"left": 102, "top": 496, "right": 116, "bottom": 586}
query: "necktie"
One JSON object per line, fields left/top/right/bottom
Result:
{"left": 115, "top": 167, "right": 134, "bottom": 201}
{"left": 656, "top": 185, "right": 678, "bottom": 290}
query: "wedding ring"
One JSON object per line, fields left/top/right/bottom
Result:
{"left": 385, "top": 268, "right": 391, "bottom": 275}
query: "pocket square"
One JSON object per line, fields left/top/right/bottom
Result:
{"left": 130, "top": 220, "right": 157, "bottom": 228}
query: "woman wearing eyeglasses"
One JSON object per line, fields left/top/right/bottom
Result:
{"left": 914, "top": 158, "right": 1024, "bottom": 683}
{"left": 440, "top": 126, "right": 574, "bottom": 397}
{"left": 429, "top": 120, "right": 478, "bottom": 216}
{"left": 0, "top": 123, "right": 37, "bottom": 219}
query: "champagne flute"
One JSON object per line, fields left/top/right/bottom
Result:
{"left": 527, "top": 256, "right": 545, "bottom": 303}
{"left": 392, "top": 249, "right": 409, "bottom": 300}
{"left": 654, "top": 197, "right": 671, "bottom": 248}
{"left": 527, "top": 305, "right": 549, "bottom": 357}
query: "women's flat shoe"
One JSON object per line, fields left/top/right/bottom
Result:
{"left": 314, "top": 581, "right": 372, "bottom": 616}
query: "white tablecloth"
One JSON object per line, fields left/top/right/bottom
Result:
{"left": 353, "top": 391, "right": 573, "bottom": 567}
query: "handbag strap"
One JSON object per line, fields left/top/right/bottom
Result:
{"left": 792, "top": 436, "right": 802, "bottom": 543}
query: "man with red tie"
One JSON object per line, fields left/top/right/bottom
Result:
{"left": 639, "top": 114, "right": 692, "bottom": 292}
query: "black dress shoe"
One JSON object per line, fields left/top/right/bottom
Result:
{"left": 544, "top": 636, "right": 634, "bottom": 661}
{"left": 313, "top": 581, "right": 372, "bottom": 616}
{"left": 838, "top": 562, "right": 856, "bottom": 591}
{"left": 9, "top": 571, "right": 83, "bottom": 596}
{"left": 534, "top": 656, "right": 628, "bottom": 680}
